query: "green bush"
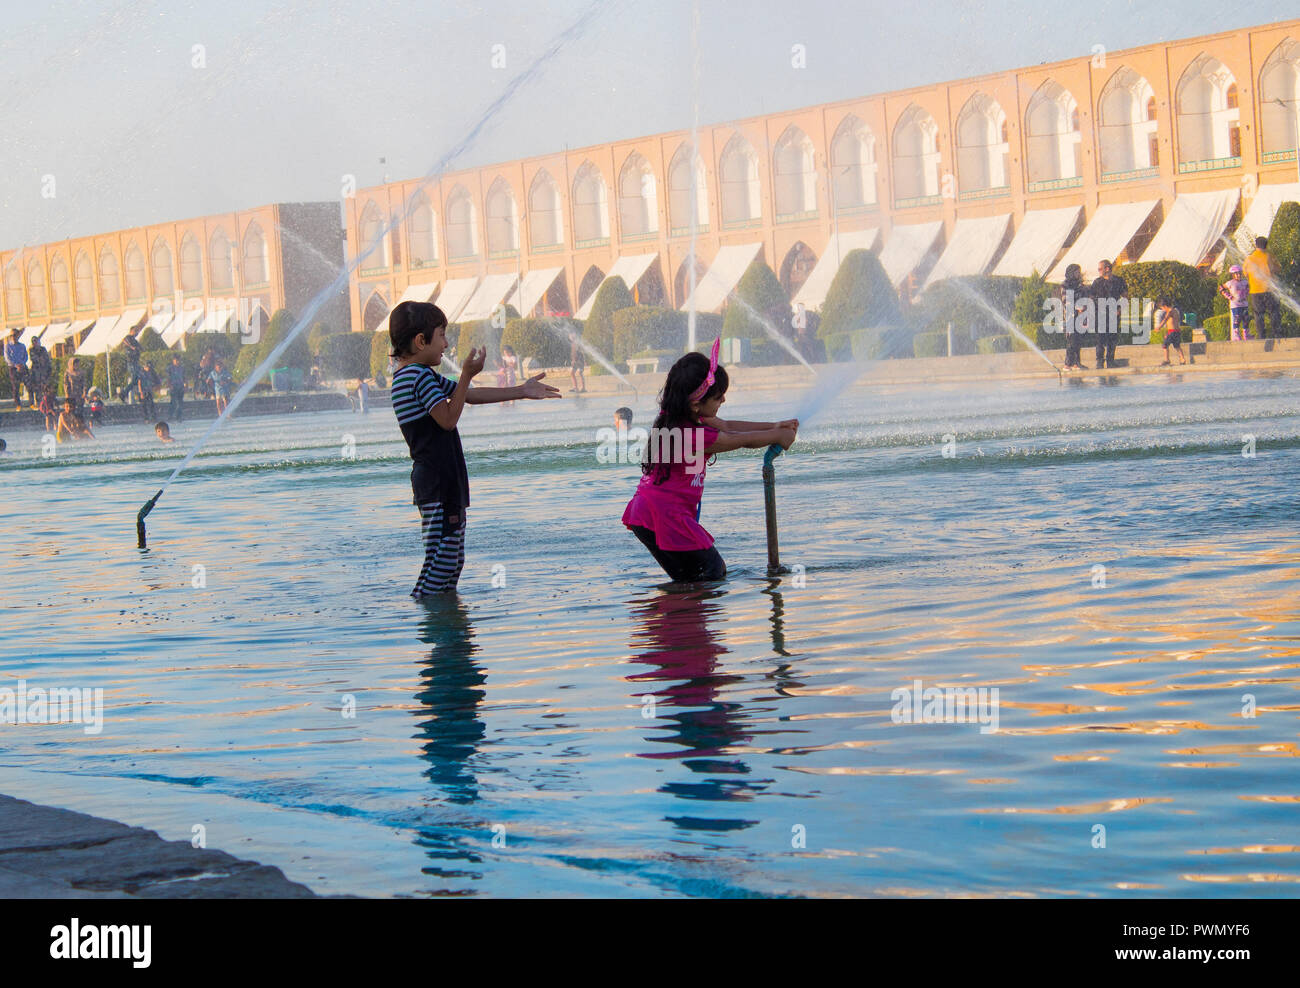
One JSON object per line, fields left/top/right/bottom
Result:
{"left": 137, "top": 326, "right": 167, "bottom": 351}
{"left": 307, "top": 322, "right": 335, "bottom": 358}
{"left": 370, "top": 331, "right": 391, "bottom": 379}
{"left": 255, "top": 308, "right": 310, "bottom": 371}
{"left": 823, "top": 332, "right": 853, "bottom": 361}
{"left": 976, "top": 334, "right": 1013, "bottom": 354}
{"left": 818, "top": 249, "right": 900, "bottom": 339}
{"left": 1033, "top": 324, "right": 1066, "bottom": 351}
{"left": 503, "top": 318, "right": 572, "bottom": 368}
{"left": 233, "top": 345, "right": 265, "bottom": 385}
{"left": 1115, "top": 261, "right": 1216, "bottom": 324}
{"left": 318, "top": 332, "right": 373, "bottom": 379}
{"left": 850, "top": 326, "right": 913, "bottom": 360}
{"left": 610, "top": 307, "right": 688, "bottom": 362}
{"left": 1271, "top": 201, "right": 1300, "bottom": 299}
{"left": 913, "top": 275, "right": 1026, "bottom": 339}
{"left": 1202, "top": 314, "right": 1232, "bottom": 342}
{"left": 583, "top": 276, "right": 634, "bottom": 359}
{"left": 722, "top": 259, "right": 792, "bottom": 343}
{"left": 913, "top": 330, "right": 974, "bottom": 358}
{"left": 747, "top": 337, "right": 796, "bottom": 367}
{"left": 1012, "top": 270, "right": 1053, "bottom": 326}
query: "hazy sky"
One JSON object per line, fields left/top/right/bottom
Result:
{"left": 2, "top": 0, "right": 1296, "bottom": 247}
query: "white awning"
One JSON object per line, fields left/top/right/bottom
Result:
{"left": 791, "top": 229, "right": 882, "bottom": 311}
{"left": 458, "top": 273, "right": 520, "bottom": 323}
{"left": 680, "top": 243, "right": 763, "bottom": 314}
{"left": 923, "top": 214, "right": 1013, "bottom": 287}
{"left": 161, "top": 306, "right": 206, "bottom": 346}
{"left": 505, "top": 267, "right": 564, "bottom": 317}
{"left": 44, "top": 318, "right": 94, "bottom": 348}
{"left": 18, "top": 325, "right": 47, "bottom": 346}
{"left": 75, "top": 307, "right": 146, "bottom": 356}
{"left": 1235, "top": 182, "right": 1300, "bottom": 256}
{"left": 435, "top": 278, "right": 479, "bottom": 324}
{"left": 1048, "top": 200, "right": 1159, "bottom": 282}
{"left": 575, "top": 253, "right": 659, "bottom": 319}
{"left": 1141, "top": 188, "right": 1240, "bottom": 266}
{"left": 376, "top": 281, "right": 439, "bottom": 336}
{"left": 878, "top": 221, "right": 944, "bottom": 286}
{"left": 991, "top": 206, "right": 1083, "bottom": 278}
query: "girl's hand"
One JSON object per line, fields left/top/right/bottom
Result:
{"left": 462, "top": 347, "right": 486, "bottom": 379}
{"left": 778, "top": 418, "right": 799, "bottom": 432}
{"left": 776, "top": 426, "right": 797, "bottom": 450}
{"left": 521, "top": 372, "right": 562, "bottom": 399}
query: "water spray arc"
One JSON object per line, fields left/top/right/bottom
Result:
{"left": 134, "top": 0, "right": 620, "bottom": 547}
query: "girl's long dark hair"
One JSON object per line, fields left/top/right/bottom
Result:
{"left": 642, "top": 351, "right": 729, "bottom": 484}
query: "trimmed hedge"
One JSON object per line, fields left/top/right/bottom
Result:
{"left": 371, "top": 331, "right": 391, "bottom": 380}
{"left": 976, "top": 334, "right": 1014, "bottom": 354}
{"left": 1012, "top": 270, "right": 1053, "bottom": 327}
{"left": 914, "top": 331, "right": 974, "bottom": 358}
{"left": 503, "top": 318, "right": 573, "bottom": 368}
{"left": 722, "top": 259, "right": 792, "bottom": 343}
{"left": 850, "top": 326, "right": 913, "bottom": 360}
{"left": 818, "top": 249, "right": 900, "bottom": 339}
{"left": 255, "top": 309, "right": 310, "bottom": 371}
{"left": 611, "top": 307, "right": 688, "bottom": 362}
{"left": 912, "top": 275, "right": 1026, "bottom": 339}
{"left": 318, "top": 332, "right": 372, "bottom": 379}
{"left": 583, "top": 277, "right": 634, "bottom": 359}
{"left": 1271, "top": 201, "right": 1300, "bottom": 298}
{"left": 1114, "top": 261, "right": 1216, "bottom": 324}
{"left": 823, "top": 332, "right": 852, "bottom": 362}
{"left": 1202, "top": 314, "right": 1232, "bottom": 342}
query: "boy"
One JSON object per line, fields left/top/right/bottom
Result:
{"left": 1219, "top": 265, "right": 1251, "bottom": 341}
{"left": 569, "top": 331, "right": 586, "bottom": 394}
{"left": 1155, "top": 297, "right": 1187, "bottom": 366}
{"left": 56, "top": 398, "right": 94, "bottom": 441}
{"left": 137, "top": 360, "right": 159, "bottom": 420}
{"left": 211, "top": 360, "right": 233, "bottom": 415}
{"left": 154, "top": 421, "right": 175, "bottom": 443}
{"left": 614, "top": 406, "right": 633, "bottom": 433}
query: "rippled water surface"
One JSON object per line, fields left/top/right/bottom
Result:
{"left": 3, "top": 371, "right": 1300, "bottom": 897}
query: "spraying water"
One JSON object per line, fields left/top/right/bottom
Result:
{"left": 1217, "top": 234, "right": 1300, "bottom": 321}
{"left": 547, "top": 318, "right": 636, "bottom": 393}
{"left": 947, "top": 278, "right": 1062, "bottom": 379}
{"left": 724, "top": 292, "right": 816, "bottom": 373}
{"left": 148, "top": 0, "right": 619, "bottom": 503}
{"left": 686, "top": 0, "right": 702, "bottom": 352}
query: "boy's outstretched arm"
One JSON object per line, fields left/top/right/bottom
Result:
{"left": 430, "top": 347, "right": 484, "bottom": 430}
{"left": 466, "top": 372, "right": 562, "bottom": 404}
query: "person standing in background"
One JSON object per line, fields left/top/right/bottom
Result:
{"left": 27, "top": 335, "right": 51, "bottom": 401}
{"left": 1059, "top": 264, "right": 1088, "bottom": 370}
{"left": 1244, "top": 237, "right": 1282, "bottom": 340}
{"left": 115, "top": 325, "right": 142, "bottom": 402}
{"left": 1089, "top": 259, "right": 1127, "bottom": 370}
{"left": 4, "top": 329, "right": 30, "bottom": 408}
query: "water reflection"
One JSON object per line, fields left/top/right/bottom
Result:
{"left": 628, "top": 588, "right": 764, "bottom": 831}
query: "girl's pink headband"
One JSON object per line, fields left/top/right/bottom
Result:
{"left": 689, "top": 337, "right": 721, "bottom": 403}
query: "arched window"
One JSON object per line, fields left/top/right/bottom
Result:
{"left": 667, "top": 145, "right": 709, "bottom": 233}
{"left": 830, "top": 116, "right": 878, "bottom": 209}
{"left": 242, "top": 224, "right": 268, "bottom": 285}
{"left": 892, "top": 104, "right": 941, "bottom": 201}
{"left": 362, "top": 290, "right": 389, "bottom": 333}
{"left": 1177, "top": 54, "right": 1240, "bottom": 164}
{"left": 618, "top": 152, "right": 658, "bottom": 238}
{"left": 955, "top": 94, "right": 1010, "bottom": 193}
{"left": 529, "top": 170, "right": 564, "bottom": 248}
{"left": 408, "top": 195, "right": 438, "bottom": 265}
{"left": 151, "top": 238, "right": 174, "bottom": 297}
{"left": 4, "top": 264, "right": 22, "bottom": 318}
{"left": 26, "top": 259, "right": 46, "bottom": 314}
{"left": 1098, "top": 67, "right": 1158, "bottom": 174}
{"left": 73, "top": 251, "right": 94, "bottom": 309}
{"left": 359, "top": 201, "right": 389, "bottom": 268}
{"left": 98, "top": 248, "right": 121, "bottom": 306}
{"left": 50, "top": 257, "right": 69, "bottom": 311}
{"left": 485, "top": 178, "right": 519, "bottom": 254}
{"left": 1026, "top": 81, "right": 1082, "bottom": 184}
{"left": 1260, "top": 38, "right": 1300, "bottom": 156}
{"left": 773, "top": 126, "right": 817, "bottom": 217}
{"left": 209, "top": 229, "right": 234, "bottom": 292}
{"left": 719, "top": 133, "right": 761, "bottom": 224}
{"left": 572, "top": 162, "right": 610, "bottom": 244}
{"left": 179, "top": 234, "right": 203, "bottom": 293}
{"left": 445, "top": 186, "right": 478, "bottom": 259}
{"left": 124, "top": 242, "right": 147, "bottom": 301}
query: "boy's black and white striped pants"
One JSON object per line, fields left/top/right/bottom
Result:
{"left": 413, "top": 502, "right": 466, "bottom": 597}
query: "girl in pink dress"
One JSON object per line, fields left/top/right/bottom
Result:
{"left": 622, "top": 340, "right": 797, "bottom": 582}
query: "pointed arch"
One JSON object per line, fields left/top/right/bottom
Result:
{"left": 618, "top": 152, "right": 659, "bottom": 238}
{"left": 955, "top": 94, "right": 1009, "bottom": 193}
{"left": 1176, "top": 53, "right": 1240, "bottom": 164}
{"left": 27, "top": 258, "right": 47, "bottom": 314}
{"left": 50, "top": 256, "right": 70, "bottom": 312}
{"left": 572, "top": 162, "right": 609, "bottom": 244}
{"left": 773, "top": 125, "right": 817, "bottom": 217}
{"left": 408, "top": 194, "right": 438, "bottom": 266}
{"left": 209, "top": 229, "right": 234, "bottom": 292}
{"left": 4, "top": 263, "right": 22, "bottom": 318}
{"left": 1098, "top": 67, "right": 1158, "bottom": 174}
{"left": 529, "top": 169, "right": 564, "bottom": 248}
{"left": 73, "top": 250, "right": 94, "bottom": 309}
{"left": 674, "top": 255, "right": 708, "bottom": 308}
{"left": 362, "top": 289, "right": 389, "bottom": 333}
{"left": 1260, "top": 38, "right": 1300, "bottom": 156}
{"left": 577, "top": 264, "right": 605, "bottom": 309}
{"left": 98, "top": 247, "right": 121, "bottom": 306}
{"left": 1026, "top": 80, "right": 1082, "bottom": 184}
{"left": 151, "top": 237, "right": 175, "bottom": 297}
{"left": 892, "top": 104, "right": 941, "bottom": 201}
{"left": 359, "top": 200, "right": 390, "bottom": 268}
{"left": 242, "top": 223, "right": 268, "bottom": 286}
{"left": 780, "top": 241, "right": 817, "bottom": 298}
{"left": 124, "top": 241, "right": 147, "bottom": 302}
{"left": 179, "top": 233, "right": 203, "bottom": 293}
{"left": 719, "top": 133, "right": 761, "bottom": 224}
{"left": 668, "top": 144, "right": 709, "bottom": 233}
{"left": 445, "top": 185, "right": 478, "bottom": 259}
{"left": 830, "top": 115, "right": 878, "bottom": 209}
{"left": 485, "top": 177, "right": 519, "bottom": 254}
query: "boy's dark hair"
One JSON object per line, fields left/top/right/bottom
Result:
{"left": 0, "top": 439, "right": 6, "bottom": 451}
{"left": 614, "top": 406, "right": 633, "bottom": 424}
{"left": 390, "top": 301, "right": 447, "bottom": 358}
{"left": 1256, "top": 236, "right": 1268, "bottom": 249}
{"left": 154, "top": 421, "right": 169, "bottom": 431}
{"left": 1156, "top": 295, "right": 1172, "bottom": 309}
{"left": 643, "top": 352, "right": 728, "bottom": 484}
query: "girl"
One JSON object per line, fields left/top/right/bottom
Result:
{"left": 622, "top": 340, "right": 797, "bottom": 582}
{"left": 390, "top": 301, "right": 560, "bottom": 598}
{"left": 1155, "top": 296, "right": 1187, "bottom": 366}
{"left": 1219, "top": 265, "right": 1251, "bottom": 341}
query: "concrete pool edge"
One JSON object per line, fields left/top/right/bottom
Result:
{"left": 0, "top": 793, "right": 317, "bottom": 898}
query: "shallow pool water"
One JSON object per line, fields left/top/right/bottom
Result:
{"left": 2, "top": 370, "right": 1300, "bottom": 897}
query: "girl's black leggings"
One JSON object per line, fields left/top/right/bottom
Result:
{"left": 630, "top": 525, "right": 726, "bottom": 582}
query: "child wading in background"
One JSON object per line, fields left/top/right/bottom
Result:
{"left": 1155, "top": 297, "right": 1187, "bottom": 366}
{"left": 622, "top": 340, "right": 797, "bottom": 582}
{"left": 389, "top": 301, "right": 560, "bottom": 598}
{"left": 1219, "top": 265, "right": 1252, "bottom": 341}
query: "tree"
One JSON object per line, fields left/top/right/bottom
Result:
{"left": 817, "top": 249, "right": 900, "bottom": 338}
{"left": 1270, "top": 201, "right": 1300, "bottom": 298}
{"left": 583, "top": 276, "right": 634, "bottom": 359}
{"left": 722, "top": 259, "right": 792, "bottom": 342}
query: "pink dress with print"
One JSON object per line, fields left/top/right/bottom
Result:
{"left": 622, "top": 425, "right": 718, "bottom": 551}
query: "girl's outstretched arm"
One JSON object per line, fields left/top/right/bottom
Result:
{"left": 704, "top": 425, "right": 796, "bottom": 455}
{"left": 703, "top": 415, "right": 799, "bottom": 433}
{"left": 466, "top": 372, "right": 562, "bottom": 404}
